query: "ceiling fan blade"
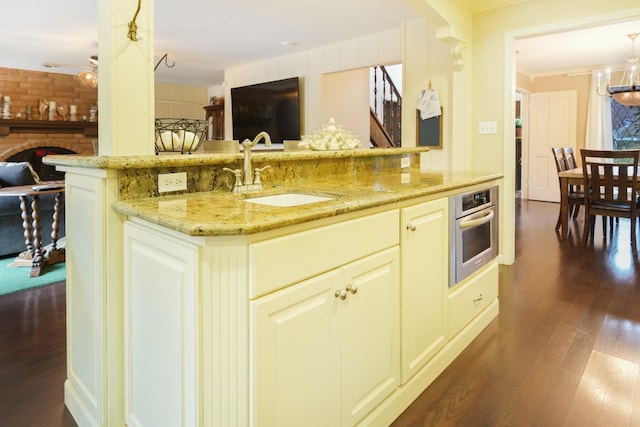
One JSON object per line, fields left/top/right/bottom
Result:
{"left": 42, "top": 62, "right": 92, "bottom": 70}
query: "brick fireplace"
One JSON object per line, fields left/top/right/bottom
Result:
{"left": 0, "top": 66, "right": 98, "bottom": 178}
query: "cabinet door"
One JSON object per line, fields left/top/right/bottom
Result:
{"left": 251, "top": 270, "right": 341, "bottom": 427}
{"left": 400, "top": 198, "right": 448, "bottom": 383}
{"left": 341, "top": 247, "right": 400, "bottom": 426}
{"left": 124, "top": 221, "right": 199, "bottom": 427}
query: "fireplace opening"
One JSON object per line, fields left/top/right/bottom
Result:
{"left": 7, "top": 147, "right": 76, "bottom": 181}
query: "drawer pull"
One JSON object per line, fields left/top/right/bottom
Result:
{"left": 406, "top": 223, "right": 417, "bottom": 231}
{"left": 473, "top": 293, "right": 484, "bottom": 303}
{"left": 346, "top": 284, "right": 358, "bottom": 295}
{"left": 335, "top": 290, "right": 347, "bottom": 301}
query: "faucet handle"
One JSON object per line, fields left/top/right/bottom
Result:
{"left": 253, "top": 165, "right": 271, "bottom": 185}
{"left": 223, "top": 167, "right": 243, "bottom": 191}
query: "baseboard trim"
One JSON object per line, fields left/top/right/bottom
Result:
{"left": 64, "top": 380, "right": 100, "bottom": 427}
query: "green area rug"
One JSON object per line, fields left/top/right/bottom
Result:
{"left": 0, "top": 256, "right": 66, "bottom": 296}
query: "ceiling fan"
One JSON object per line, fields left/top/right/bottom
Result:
{"left": 42, "top": 55, "right": 98, "bottom": 88}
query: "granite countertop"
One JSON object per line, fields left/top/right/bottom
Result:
{"left": 112, "top": 169, "right": 502, "bottom": 236}
{"left": 43, "top": 147, "right": 430, "bottom": 170}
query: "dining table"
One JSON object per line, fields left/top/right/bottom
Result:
{"left": 557, "top": 165, "right": 640, "bottom": 240}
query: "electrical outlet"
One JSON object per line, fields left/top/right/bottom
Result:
{"left": 479, "top": 121, "right": 498, "bottom": 135}
{"left": 158, "top": 172, "right": 187, "bottom": 193}
{"left": 401, "top": 156, "right": 411, "bottom": 169}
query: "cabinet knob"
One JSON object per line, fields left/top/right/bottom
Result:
{"left": 346, "top": 284, "right": 358, "bottom": 295}
{"left": 406, "top": 223, "right": 417, "bottom": 231}
{"left": 473, "top": 293, "right": 485, "bottom": 302}
{"left": 334, "top": 289, "right": 347, "bottom": 300}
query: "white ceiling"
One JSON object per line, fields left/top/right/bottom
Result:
{"left": 0, "top": 1, "right": 638, "bottom": 88}
{"left": 0, "top": 0, "right": 419, "bottom": 88}
{"left": 515, "top": 18, "right": 640, "bottom": 78}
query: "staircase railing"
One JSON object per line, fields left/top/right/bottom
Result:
{"left": 371, "top": 66, "right": 402, "bottom": 147}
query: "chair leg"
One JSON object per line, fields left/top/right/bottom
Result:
{"left": 555, "top": 210, "right": 562, "bottom": 231}
{"left": 632, "top": 216, "right": 637, "bottom": 256}
{"left": 602, "top": 216, "right": 607, "bottom": 238}
{"left": 582, "top": 214, "right": 592, "bottom": 247}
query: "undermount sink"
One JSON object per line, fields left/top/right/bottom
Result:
{"left": 244, "top": 193, "right": 334, "bottom": 207}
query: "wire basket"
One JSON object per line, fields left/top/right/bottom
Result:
{"left": 154, "top": 118, "right": 207, "bottom": 154}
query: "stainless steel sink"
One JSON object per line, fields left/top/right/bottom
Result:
{"left": 244, "top": 193, "right": 334, "bottom": 207}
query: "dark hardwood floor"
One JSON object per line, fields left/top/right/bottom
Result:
{"left": 0, "top": 279, "right": 76, "bottom": 427}
{"left": 1, "top": 200, "right": 639, "bottom": 426}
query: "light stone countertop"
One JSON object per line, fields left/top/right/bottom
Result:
{"left": 112, "top": 169, "right": 503, "bottom": 236}
{"left": 44, "top": 147, "right": 430, "bottom": 170}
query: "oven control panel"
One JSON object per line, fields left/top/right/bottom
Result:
{"left": 462, "top": 188, "right": 492, "bottom": 211}
{"left": 455, "top": 186, "right": 497, "bottom": 218}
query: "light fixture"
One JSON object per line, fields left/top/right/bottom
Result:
{"left": 78, "top": 55, "right": 98, "bottom": 88}
{"left": 78, "top": 70, "right": 98, "bottom": 88}
{"left": 597, "top": 33, "right": 640, "bottom": 107}
{"left": 43, "top": 55, "right": 98, "bottom": 89}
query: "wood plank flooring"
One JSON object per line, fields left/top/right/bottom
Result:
{"left": 1, "top": 199, "right": 640, "bottom": 426}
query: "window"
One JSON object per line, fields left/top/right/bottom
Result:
{"left": 611, "top": 99, "right": 640, "bottom": 150}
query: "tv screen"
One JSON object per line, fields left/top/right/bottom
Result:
{"left": 231, "top": 77, "right": 301, "bottom": 144}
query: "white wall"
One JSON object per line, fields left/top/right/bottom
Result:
{"left": 219, "top": 19, "right": 459, "bottom": 168}
{"left": 222, "top": 28, "right": 403, "bottom": 143}
{"left": 155, "top": 83, "right": 208, "bottom": 119}
{"left": 321, "top": 68, "right": 370, "bottom": 147}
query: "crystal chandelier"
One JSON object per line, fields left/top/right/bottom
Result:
{"left": 597, "top": 33, "right": 640, "bottom": 107}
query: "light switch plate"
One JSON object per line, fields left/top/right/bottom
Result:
{"left": 479, "top": 121, "right": 498, "bottom": 135}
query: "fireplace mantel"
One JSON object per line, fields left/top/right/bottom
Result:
{"left": 0, "top": 119, "right": 98, "bottom": 138}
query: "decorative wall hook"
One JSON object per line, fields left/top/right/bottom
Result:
{"left": 154, "top": 54, "right": 175, "bottom": 72}
{"left": 127, "top": 0, "right": 142, "bottom": 41}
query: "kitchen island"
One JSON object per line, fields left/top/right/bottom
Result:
{"left": 45, "top": 148, "right": 502, "bottom": 427}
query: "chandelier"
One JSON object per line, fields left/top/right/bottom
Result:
{"left": 597, "top": 32, "right": 640, "bottom": 107}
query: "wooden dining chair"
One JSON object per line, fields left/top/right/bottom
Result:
{"left": 561, "top": 147, "right": 585, "bottom": 219}
{"left": 552, "top": 147, "right": 584, "bottom": 231}
{"left": 580, "top": 149, "right": 640, "bottom": 255}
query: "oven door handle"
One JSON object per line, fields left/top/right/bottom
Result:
{"left": 459, "top": 210, "right": 494, "bottom": 230}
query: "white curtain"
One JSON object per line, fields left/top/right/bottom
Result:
{"left": 585, "top": 69, "right": 613, "bottom": 150}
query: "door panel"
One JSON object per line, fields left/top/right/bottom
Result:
{"left": 527, "top": 91, "right": 577, "bottom": 202}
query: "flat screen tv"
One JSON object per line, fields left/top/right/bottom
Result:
{"left": 231, "top": 77, "right": 301, "bottom": 144}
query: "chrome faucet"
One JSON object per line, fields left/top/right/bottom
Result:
{"left": 223, "top": 131, "right": 271, "bottom": 192}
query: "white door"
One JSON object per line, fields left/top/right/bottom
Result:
{"left": 527, "top": 90, "right": 577, "bottom": 202}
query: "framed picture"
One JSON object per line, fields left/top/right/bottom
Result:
{"left": 416, "top": 108, "right": 443, "bottom": 149}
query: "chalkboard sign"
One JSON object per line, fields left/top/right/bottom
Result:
{"left": 416, "top": 108, "right": 442, "bottom": 149}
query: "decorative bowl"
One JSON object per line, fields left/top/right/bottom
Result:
{"left": 154, "top": 118, "right": 207, "bottom": 154}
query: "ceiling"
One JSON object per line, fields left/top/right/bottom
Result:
{"left": 0, "top": 0, "right": 419, "bottom": 88}
{"left": 0, "top": 1, "right": 637, "bottom": 88}
{"left": 515, "top": 18, "right": 640, "bottom": 78}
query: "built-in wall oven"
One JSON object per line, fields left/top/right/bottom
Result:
{"left": 449, "top": 185, "right": 499, "bottom": 287}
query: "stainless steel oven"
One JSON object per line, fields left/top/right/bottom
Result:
{"left": 449, "top": 185, "right": 499, "bottom": 287}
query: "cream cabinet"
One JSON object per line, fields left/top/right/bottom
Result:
{"left": 123, "top": 220, "right": 200, "bottom": 427}
{"left": 120, "top": 192, "right": 499, "bottom": 427}
{"left": 251, "top": 247, "right": 400, "bottom": 427}
{"left": 400, "top": 198, "right": 448, "bottom": 383}
{"left": 448, "top": 261, "right": 499, "bottom": 338}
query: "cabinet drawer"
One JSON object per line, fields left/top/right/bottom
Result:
{"left": 448, "top": 261, "right": 498, "bottom": 337}
{"left": 250, "top": 209, "right": 399, "bottom": 298}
